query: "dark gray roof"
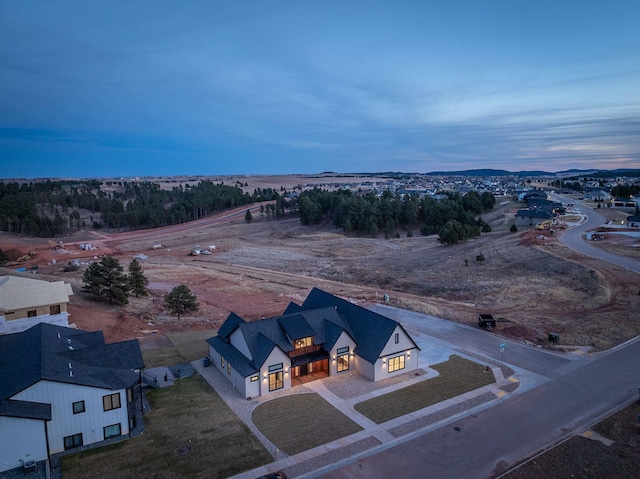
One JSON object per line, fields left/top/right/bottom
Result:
{"left": 207, "top": 336, "right": 258, "bottom": 377}
{"left": 516, "top": 209, "right": 554, "bottom": 219}
{"left": 0, "top": 323, "right": 144, "bottom": 417}
{"left": 218, "top": 312, "right": 245, "bottom": 341}
{"left": 301, "top": 288, "right": 418, "bottom": 363}
{"left": 278, "top": 314, "right": 315, "bottom": 340}
{"left": 208, "top": 304, "right": 351, "bottom": 370}
{"left": 282, "top": 302, "right": 304, "bottom": 315}
{"left": 0, "top": 399, "right": 51, "bottom": 421}
{"left": 208, "top": 288, "right": 417, "bottom": 370}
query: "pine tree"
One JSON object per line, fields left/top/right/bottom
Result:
{"left": 128, "top": 258, "right": 149, "bottom": 297}
{"left": 245, "top": 209, "right": 253, "bottom": 223}
{"left": 164, "top": 284, "right": 200, "bottom": 320}
{"left": 0, "top": 248, "right": 9, "bottom": 266}
{"left": 82, "top": 256, "right": 131, "bottom": 305}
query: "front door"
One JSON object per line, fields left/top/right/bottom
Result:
{"left": 300, "top": 363, "right": 308, "bottom": 376}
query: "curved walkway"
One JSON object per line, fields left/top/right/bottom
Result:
{"left": 192, "top": 356, "right": 518, "bottom": 479}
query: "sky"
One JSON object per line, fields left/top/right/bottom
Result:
{"left": 1, "top": 1, "right": 639, "bottom": 178}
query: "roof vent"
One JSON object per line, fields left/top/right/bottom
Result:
{"left": 69, "top": 371, "right": 74, "bottom": 377}
{"left": 57, "top": 333, "right": 61, "bottom": 339}
{"left": 68, "top": 362, "right": 72, "bottom": 369}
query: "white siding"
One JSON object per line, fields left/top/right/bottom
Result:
{"left": 328, "top": 331, "right": 357, "bottom": 377}
{"left": 12, "top": 380, "right": 129, "bottom": 454}
{"left": 376, "top": 325, "right": 419, "bottom": 381}
{"left": 0, "top": 416, "right": 48, "bottom": 473}
{"left": 258, "top": 347, "right": 290, "bottom": 396}
{"left": 356, "top": 356, "right": 375, "bottom": 381}
{"left": 1, "top": 312, "right": 69, "bottom": 335}
{"left": 229, "top": 329, "right": 252, "bottom": 360}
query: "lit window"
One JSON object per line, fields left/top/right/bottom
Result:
{"left": 337, "top": 354, "right": 349, "bottom": 372}
{"left": 295, "top": 337, "right": 312, "bottom": 349}
{"left": 103, "top": 393, "right": 121, "bottom": 411}
{"left": 388, "top": 355, "right": 405, "bottom": 373}
{"left": 221, "top": 357, "right": 225, "bottom": 368}
{"left": 103, "top": 423, "right": 121, "bottom": 440}
{"left": 250, "top": 375, "right": 259, "bottom": 382}
{"left": 64, "top": 433, "right": 83, "bottom": 450}
{"left": 227, "top": 362, "right": 231, "bottom": 375}
{"left": 72, "top": 400, "right": 85, "bottom": 414}
{"left": 269, "top": 371, "right": 283, "bottom": 391}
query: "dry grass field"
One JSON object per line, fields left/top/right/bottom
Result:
{"left": 1, "top": 180, "right": 639, "bottom": 351}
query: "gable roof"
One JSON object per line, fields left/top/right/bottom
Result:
{"left": 0, "top": 323, "right": 144, "bottom": 416}
{"left": 217, "top": 312, "right": 245, "bottom": 341}
{"left": 278, "top": 314, "right": 316, "bottom": 340}
{"left": 301, "top": 288, "right": 417, "bottom": 363}
{"left": 209, "top": 305, "right": 352, "bottom": 371}
{"left": 0, "top": 275, "right": 73, "bottom": 313}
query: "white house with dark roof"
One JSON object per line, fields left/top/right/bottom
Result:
{"left": 0, "top": 275, "right": 73, "bottom": 335}
{"left": 207, "top": 288, "right": 420, "bottom": 398}
{"left": 0, "top": 323, "right": 145, "bottom": 476}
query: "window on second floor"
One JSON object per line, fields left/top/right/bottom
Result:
{"left": 72, "top": 400, "right": 85, "bottom": 414}
{"left": 50, "top": 304, "right": 61, "bottom": 315}
{"left": 103, "top": 392, "right": 121, "bottom": 411}
{"left": 295, "top": 337, "right": 312, "bottom": 349}
{"left": 27, "top": 310, "right": 37, "bottom": 317}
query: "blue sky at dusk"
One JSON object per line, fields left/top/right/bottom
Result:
{"left": 1, "top": 1, "right": 639, "bottom": 178}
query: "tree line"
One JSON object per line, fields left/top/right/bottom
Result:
{"left": 0, "top": 179, "right": 281, "bottom": 237}
{"left": 297, "top": 188, "right": 495, "bottom": 244}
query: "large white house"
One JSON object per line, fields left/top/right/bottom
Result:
{"left": 0, "top": 275, "right": 73, "bottom": 335}
{"left": 0, "top": 323, "right": 145, "bottom": 476}
{"left": 208, "top": 288, "right": 420, "bottom": 398}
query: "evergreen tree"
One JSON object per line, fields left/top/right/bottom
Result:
{"left": 510, "top": 224, "right": 518, "bottom": 233}
{"left": 164, "top": 284, "right": 200, "bottom": 320}
{"left": 245, "top": 209, "right": 253, "bottom": 223}
{"left": 0, "top": 248, "right": 8, "bottom": 266}
{"left": 82, "top": 256, "right": 131, "bottom": 305}
{"left": 128, "top": 258, "right": 149, "bottom": 297}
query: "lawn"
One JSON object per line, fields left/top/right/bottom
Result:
{"left": 252, "top": 393, "right": 363, "bottom": 456}
{"left": 354, "top": 355, "right": 496, "bottom": 424}
{"left": 142, "top": 330, "right": 215, "bottom": 368}
{"left": 61, "top": 373, "right": 271, "bottom": 479}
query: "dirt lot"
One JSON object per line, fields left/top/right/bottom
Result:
{"left": 1, "top": 193, "right": 639, "bottom": 351}
{"left": 2, "top": 179, "right": 640, "bottom": 478}
{"left": 503, "top": 401, "right": 640, "bottom": 479}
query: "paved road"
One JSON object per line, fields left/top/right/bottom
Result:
{"left": 552, "top": 196, "right": 640, "bottom": 274}
{"left": 316, "top": 334, "right": 640, "bottom": 479}
{"left": 313, "top": 312, "right": 640, "bottom": 479}
{"left": 312, "top": 202, "right": 640, "bottom": 479}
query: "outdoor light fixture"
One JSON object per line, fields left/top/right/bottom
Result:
{"left": 382, "top": 358, "right": 386, "bottom": 363}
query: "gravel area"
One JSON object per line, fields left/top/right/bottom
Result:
{"left": 387, "top": 392, "right": 497, "bottom": 438}
{"left": 281, "top": 437, "right": 382, "bottom": 478}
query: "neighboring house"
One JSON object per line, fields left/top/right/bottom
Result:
{"left": 0, "top": 323, "right": 145, "bottom": 476}
{"left": 626, "top": 215, "right": 640, "bottom": 228}
{"left": 584, "top": 189, "right": 612, "bottom": 202}
{"left": 514, "top": 209, "right": 555, "bottom": 227}
{"left": 0, "top": 275, "right": 73, "bottom": 335}
{"left": 518, "top": 190, "right": 547, "bottom": 202}
{"left": 208, "top": 288, "right": 420, "bottom": 398}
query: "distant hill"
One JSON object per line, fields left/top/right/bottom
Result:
{"left": 424, "top": 168, "right": 640, "bottom": 177}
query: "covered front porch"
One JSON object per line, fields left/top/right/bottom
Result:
{"left": 290, "top": 351, "right": 329, "bottom": 387}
